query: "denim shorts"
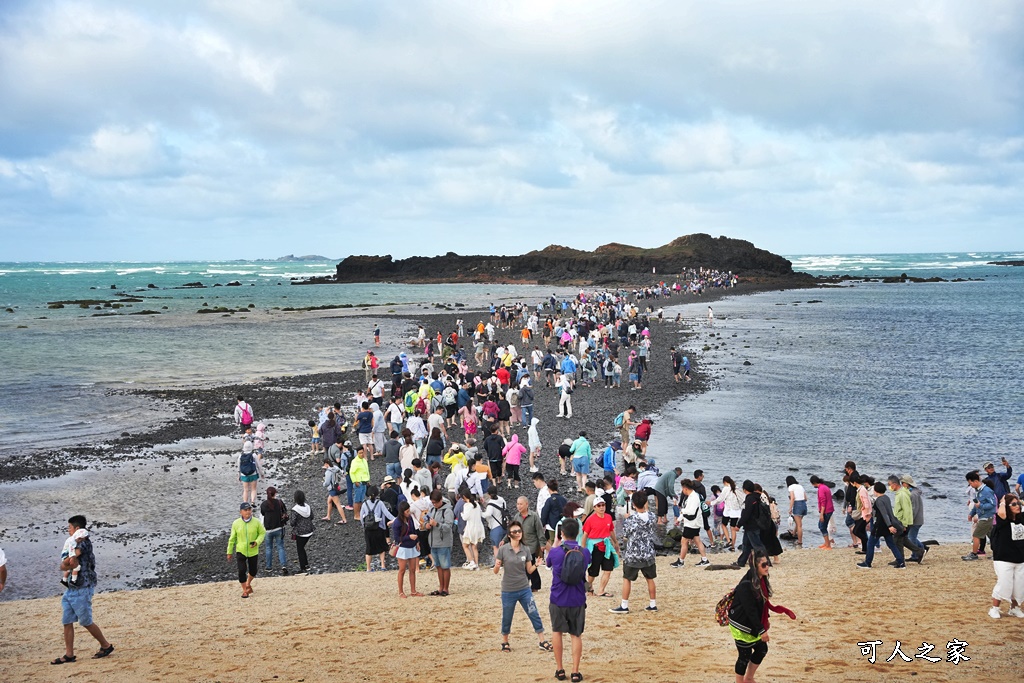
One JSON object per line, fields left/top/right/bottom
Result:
{"left": 352, "top": 483, "right": 367, "bottom": 503}
{"left": 572, "top": 459, "right": 590, "bottom": 474}
{"left": 61, "top": 585, "right": 95, "bottom": 626}
{"left": 792, "top": 500, "right": 807, "bottom": 516}
{"left": 431, "top": 546, "right": 452, "bottom": 570}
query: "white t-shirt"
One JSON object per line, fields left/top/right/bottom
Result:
{"left": 789, "top": 483, "right": 807, "bottom": 502}
{"left": 536, "top": 486, "right": 551, "bottom": 516}
{"left": 427, "top": 413, "right": 445, "bottom": 435}
{"left": 0, "top": 545, "right": 6, "bottom": 567}
{"left": 386, "top": 403, "right": 404, "bottom": 424}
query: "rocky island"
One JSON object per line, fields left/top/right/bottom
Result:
{"left": 293, "top": 233, "right": 815, "bottom": 286}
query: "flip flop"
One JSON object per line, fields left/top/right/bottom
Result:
{"left": 50, "top": 655, "right": 76, "bottom": 665}
{"left": 598, "top": 593, "right": 615, "bottom": 598}
{"left": 93, "top": 645, "right": 114, "bottom": 659}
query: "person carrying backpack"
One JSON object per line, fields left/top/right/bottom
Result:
{"left": 546, "top": 517, "right": 591, "bottom": 683}
{"left": 234, "top": 396, "right": 255, "bottom": 432}
{"left": 237, "top": 441, "right": 261, "bottom": 506}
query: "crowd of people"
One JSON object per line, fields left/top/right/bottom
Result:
{"left": 38, "top": 268, "right": 1024, "bottom": 678}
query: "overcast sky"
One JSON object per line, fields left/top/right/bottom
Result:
{"left": 1, "top": 1, "right": 1021, "bottom": 261}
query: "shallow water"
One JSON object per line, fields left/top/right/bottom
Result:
{"left": 652, "top": 272, "right": 1024, "bottom": 545}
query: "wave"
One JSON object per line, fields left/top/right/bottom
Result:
{"left": 203, "top": 269, "right": 257, "bottom": 275}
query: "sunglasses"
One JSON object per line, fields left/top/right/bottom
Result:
{"left": 1010, "top": 501, "right": 1021, "bottom": 507}
{"left": 509, "top": 529, "right": 522, "bottom": 534}
{"left": 758, "top": 562, "right": 770, "bottom": 568}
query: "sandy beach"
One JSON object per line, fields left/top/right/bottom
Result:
{"left": 0, "top": 544, "right": 1017, "bottom": 682}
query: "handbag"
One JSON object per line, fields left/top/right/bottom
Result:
{"left": 389, "top": 544, "right": 399, "bottom": 557}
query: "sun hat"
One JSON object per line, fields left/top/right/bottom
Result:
{"left": 899, "top": 474, "right": 916, "bottom": 487}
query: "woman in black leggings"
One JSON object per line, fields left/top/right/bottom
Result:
{"left": 727, "top": 550, "right": 795, "bottom": 682}
{"left": 290, "top": 490, "right": 315, "bottom": 573}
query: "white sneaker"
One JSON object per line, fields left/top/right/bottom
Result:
{"left": 1008, "top": 606, "right": 1024, "bottom": 618}
{"left": 530, "top": 467, "right": 539, "bottom": 473}
{"left": 989, "top": 606, "right": 1002, "bottom": 619}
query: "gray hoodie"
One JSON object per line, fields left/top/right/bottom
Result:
{"left": 426, "top": 499, "right": 454, "bottom": 548}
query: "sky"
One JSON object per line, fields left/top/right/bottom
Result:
{"left": 0, "top": 1, "right": 1022, "bottom": 261}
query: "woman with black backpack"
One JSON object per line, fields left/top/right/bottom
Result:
{"left": 361, "top": 485, "right": 395, "bottom": 572}
{"left": 726, "top": 550, "right": 795, "bottom": 683}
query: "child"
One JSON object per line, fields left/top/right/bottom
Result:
{"left": 253, "top": 423, "right": 268, "bottom": 456}
{"left": 463, "top": 409, "right": 478, "bottom": 438}
{"left": 61, "top": 526, "right": 88, "bottom": 587}
{"left": 309, "top": 420, "right": 322, "bottom": 455}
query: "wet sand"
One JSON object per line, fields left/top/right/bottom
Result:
{"left": 0, "top": 545, "right": 1017, "bottom": 682}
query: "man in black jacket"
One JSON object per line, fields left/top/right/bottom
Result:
{"left": 842, "top": 460, "right": 860, "bottom": 549}
{"left": 483, "top": 427, "right": 506, "bottom": 486}
{"left": 856, "top": 482, "right": 906, "bottom": 569}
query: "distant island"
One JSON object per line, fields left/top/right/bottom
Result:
{"left": 293, "top": 233, "right": 814, "bottom": 286}
{"left": 989, "top": 260, "right": 1024, "bottom": 266}
{"left": 268, "top": 254, "right": 334, "bottom": 262}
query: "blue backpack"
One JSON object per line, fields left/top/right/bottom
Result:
{"left": 239, "top": 451, "right": 256, "bottom": 476}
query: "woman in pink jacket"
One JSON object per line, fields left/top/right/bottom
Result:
{"left": 502, "top": 434, "right": 527, "bottom": 489}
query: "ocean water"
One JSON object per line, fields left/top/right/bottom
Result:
{"left": 0, "top": 261, "right": 573, "bottom": 457}
{"left": 652, "top": 252, "right": 1024, "bottom": 545}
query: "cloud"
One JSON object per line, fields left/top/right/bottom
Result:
{"left": 0, "top": 0, "right": 1021, "bottom": 259}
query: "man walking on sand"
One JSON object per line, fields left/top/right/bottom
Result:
{"left": 610, "top": 491, "right": 659, "bottom": 614}
{"left": 424, "top": 491, "right": 454, "bottom": 596}
{"left": 52, "top": 515, "right": 114, "bottom": 665}
{"left": 547, "top": 518, "right": 590, "bottom": 682}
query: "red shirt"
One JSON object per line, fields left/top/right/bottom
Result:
{"left": 495, "top": 367, "right": 510, "bottom": 386}
{"left": 583, "top": 512, "right": 614, "bottom": 552}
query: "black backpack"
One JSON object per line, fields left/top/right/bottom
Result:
{"left": 364, "top": 500, "right": 379, "bottom": 528}
{"left": 488, "top": 501, "right": 510, "bottom": 530}
{"left": 239, "top": 451, "right": 256, "bottom": 476}
{"left": 560, "top": 545, "right": 586, "bottom": 586}
{"left": 756, "top": 501, "right": 774, "bottom": 531}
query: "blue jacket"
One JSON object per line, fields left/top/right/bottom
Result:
{"left": 990, "top": 465, "right": 1013, "bottom": 501}
{"left": 973, "top": 485, "right": 997, "bottom": 520}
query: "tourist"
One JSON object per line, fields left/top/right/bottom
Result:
{"left": 349, "top": 446, "right": 371, "bottom": 522}
{"left": 321, "top": 456, "right": 347, "bottom": 524}
{"left": 260, "top": 487, "right": 289, "bottom": 574}
{"left": 809, "top": 476, "right": 834, "bottom": 550}
{"left": 540, "top": 479, "right": 568, "bottom": 547}
{"left": 234, "top": 395, "right": 254, "bottom": 431}
{"left": 785, "top": 475, "right": 807, "bottom": 548}
{"left": 581, "top": 499, "right": 619, "bottom": 596}
{"left": 511, "top": 496, "right": 545, "bottom": 592}
{"left": 237, "top": 441, "right": 261, "bottom": 507}
{"left": 226, "top": 502, "right": 265, "bottom": 599}
{"left": 964, "top": 470, "right": 996, "bottom": 561}
{"left": 634, "top": 418, "right": 652, "bottom": 454}
{"left": 494, "top": 520, "right": 552, "bottom": 653}
{"left": 984, "top": 458, "right": 1014, "bottom": 502}
{"left": 856, "top": 482, "right": 906, "bottom": 570}
{"left": 51, "top": 515, "right": 114, "bottom": 665}
{"left": 460, "top": 491, "right": 485, "bottom": 570}
{"left": 502, "top": 434, "right": 527, "bottom": 489}
{"left": 355, "top": 401, "right": 375, "bottom": 460}
{"left": 610, "top": 491, "right": 658, "bottom": 614}
{"left": 727, "top": 550, "right": 795, "bottom": 683}
{"left": 889, "top": 476, "right": 926, "bottom": 563}
{"left": 361, "top": 485, "right": 395, "bottom": 572}
{"left": 902, "top": 475, "right": 927, "bottom": 562}
{"left": 424, "top": 490, "right": 454, "bottom": 595}
{"left": 547, "top": 517, "right": 590, "bottom": 683}
{"left": 735, "top": 481, "right": 766, "bottom": 567}
{"left": 569, "top": 432, "right": 592, "bottom": 493}
{"left": 527, "top": 417, "right": 542, "bottom": 473}
{"left": 290, "top": 490, "right": 314, "bottom": 574}
{"left": 988, "top": 493, "right": 1024, "bottom": 618}
{"left": 391, "top": 502, "right": 422, "bottom": 598}
{"left": 519, "top": 380, "right": 535, "bottom": 426}
{"left": 0, "top": 544, "right": 6, "bottom": 594}
{"left": 671, "top": 478, "right": 710, "bottom": 567}
{"left": 556, "top": 371, "right": 573, "bottom": 419}
{"left": 850, "top": 475, "right": 872, "bottom": 555}
{"left": 616, "top": 406, "right": 635, "bottom": 449}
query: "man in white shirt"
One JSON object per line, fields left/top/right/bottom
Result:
{"left": 426, "top": 406, "right": 448, "bottom": 443}
{"left": 671, "top": 479, "right": 710, "bottom": 568}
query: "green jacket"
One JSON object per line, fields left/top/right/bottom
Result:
{"left": 227, "top": 516, "right": 266, "bottom": 557}
{"left": 894, "top": 487, "right": 914, "bottom": 527}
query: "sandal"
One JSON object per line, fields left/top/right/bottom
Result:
{"left": 429, "top": 590, "right": 442, "bottom": 596}
{"left": 410, "top": 592, "right": 424, "bottom": 597}
{"left": 50, "top": 655, "right": 76, "bottom": 665}
{"left": 538, "top": 640, "right": 553, "bottom": 652}
{"left": 571, "top": 673, "right": 583, "bottom": 682}
{"left": 501, "top": 643, "right": 512, "bottom": 652}
{"left": 598, "top": 592, "right": 615, "bottom": 598}
{"left": 93, "top": 645, "right": 114, "bottom": 659}
{"left": 399, "top": 593, "right": 408, "bottom": 599}
{"left": 555, "top": 670, "right": 567, "bottom": 681}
